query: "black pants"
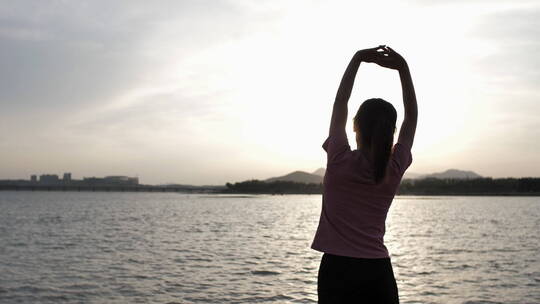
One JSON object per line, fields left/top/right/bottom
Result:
{"left": 317, "top": 253, "right": 399, "bottom": 304}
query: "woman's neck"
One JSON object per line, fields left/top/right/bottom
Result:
{"left": 357, "top": 143, "right": 373, "bottom": 162}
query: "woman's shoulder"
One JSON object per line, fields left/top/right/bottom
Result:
{"left": 389, "top": 142, "right": 413, "bottom": 177}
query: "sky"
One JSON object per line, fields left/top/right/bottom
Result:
{"left": 1, "top": 0, "right": 539, "bottom": 185}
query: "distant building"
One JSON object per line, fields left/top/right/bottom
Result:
{"left": 63, "top": 173, "right": 72, "bottom": 182}
{"left": 82, "top": 177, "right": 101, "bottom": 184}
{"left": 40, "top": 174, "right": 60, "bottom": 184}
{"left": 30, "top": 175, "right": 37, "bottom": 183}
{"left": 104, "top": 176, "right": 139, "bottom": 185}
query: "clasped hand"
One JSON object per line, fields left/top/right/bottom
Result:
{"left": 358, "top": 45, "right": 407, "bottom": 71}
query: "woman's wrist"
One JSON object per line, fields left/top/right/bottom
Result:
{"left": 398, "top": 62, "right": 410, "bottom": 74}
{"left": 354, "top": 50, "right": 365, "bottom": 62}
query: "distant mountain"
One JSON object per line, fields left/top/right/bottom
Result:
{"left": 312, "top": 168, "right": 326, "bottom": 177}
{"left": 420, "top": 169, "right": 482, "bottom": 179}
{"left": 264, "top": 168, "right": 481, "bottom": 184}
{"left": 266, "top": 171, "right": 323, "bottom": 184}
{"left": 403, "top": 172, "right": 424, "bottom": 179}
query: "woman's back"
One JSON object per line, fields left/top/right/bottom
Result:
{"left": 311, "top": 131, "right": 412, "bottom": 258}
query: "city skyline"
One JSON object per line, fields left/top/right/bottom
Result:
{"left": 1, "top": 0, "right": 539, "bottom": 185}
{"left": 2, "top": 172, "right": 139, "bottom": 184}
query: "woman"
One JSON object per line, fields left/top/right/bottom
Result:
{"left": 311, "top": 45, "right": 417, "bottom": 303}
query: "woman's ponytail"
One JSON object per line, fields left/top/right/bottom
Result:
{"left": 372, "top": 119, "right": 394, "bottom": 184}
{"left": 354, "top": 98, "right": 397, "bottom": 184}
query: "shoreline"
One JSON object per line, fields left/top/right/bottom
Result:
{"left": 1, "top": 186, "right": 539, "bottom": 196}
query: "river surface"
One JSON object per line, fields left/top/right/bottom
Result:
{"left": 0, "top": 192, "right": 539, "bottom": 303}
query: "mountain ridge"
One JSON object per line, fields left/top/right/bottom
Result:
{"left": 265, "top": 171, "right": 323, "bottom": 184}
{"left": 265, "top": 168, "right": 482, "bottom": 183}
{"left": 415, "top": 169, "right": 482, "bottom": 180}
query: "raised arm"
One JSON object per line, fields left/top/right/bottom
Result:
{"left": 396, "top": 63, "right": 417, "bottom": 149}
{"left": 373, "top": 46, "right": 418, "bottom": 149}
{"left": 329, "top": 52, "right": 361, "bottom": 136}
{"left": 330, "top": 46, "right": 385, "bottom": 136}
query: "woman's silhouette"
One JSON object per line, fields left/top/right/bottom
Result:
{"left": 311, "top": 45, "right": 417, "bottom": 303}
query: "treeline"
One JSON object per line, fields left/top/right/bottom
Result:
{"left": 398, "top": 177, "right": 540, "bottom": 195}
{"left": 225, "top": 178, "right": 540, "bottom": 195}
{"left": 225, "top": 180, "right": 322, "bottom": 194}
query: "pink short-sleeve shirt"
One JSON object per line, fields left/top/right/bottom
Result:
{"left": 311, "top": 128, "right": 412, "bottom": 258}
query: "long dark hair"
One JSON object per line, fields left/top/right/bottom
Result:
{"left": 353, "top": 98, "right": 397, "bottom": 184}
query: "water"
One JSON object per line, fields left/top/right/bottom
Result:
{"left": 0, "top": 192, "right": 539, "bottom": 303}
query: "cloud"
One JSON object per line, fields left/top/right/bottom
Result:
{"left": 0, "top": 0, "right": 279, "bottom": 181}
{"left": 470, "top": 7, "right": 540, "bottom": 89}
{"left": 0, "top": 0, "right": 278, "bottom": 113}
{"left": 0, "top": 2, "right": 152, "bottom": 114}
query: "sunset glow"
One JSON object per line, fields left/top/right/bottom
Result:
{"left": 1, "top": 0, "right": 539, "bottom": 184}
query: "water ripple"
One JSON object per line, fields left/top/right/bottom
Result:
{"left": 0, "top": 192, "right": 538, "bottom": 303}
